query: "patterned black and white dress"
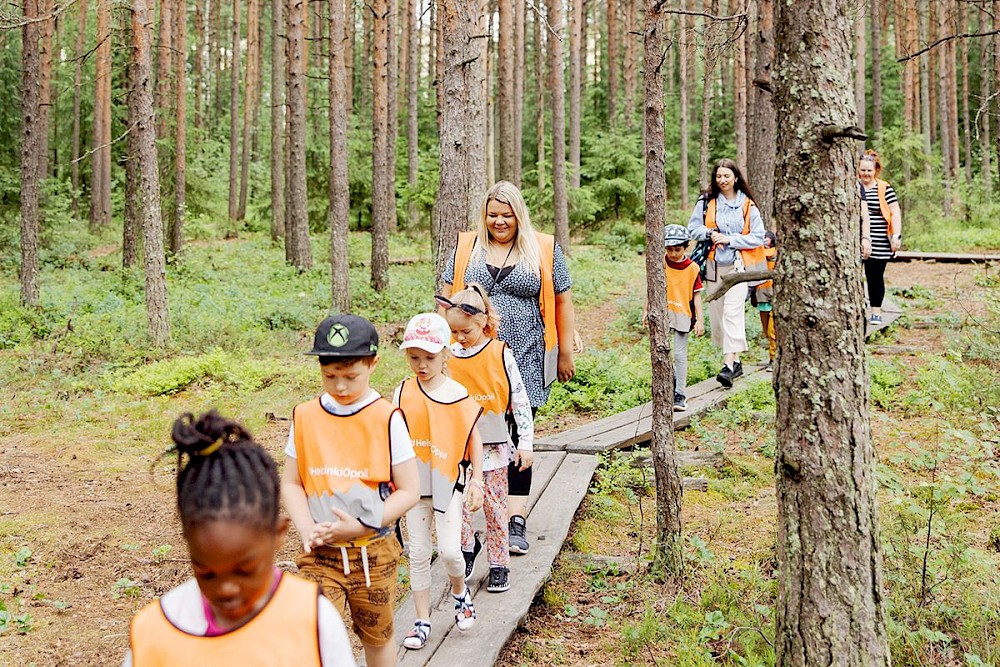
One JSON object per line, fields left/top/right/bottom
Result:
{"left": 444, "top": 245, "right": 572, "bottom": 408}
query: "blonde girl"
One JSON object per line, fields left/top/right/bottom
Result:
{"left": 437, "top": 285, "right": 534, "bottom": 594}
{"left": 394, "top": 313, "right": 485, "bottom": 650}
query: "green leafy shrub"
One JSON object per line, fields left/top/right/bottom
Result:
{"left": 109, "top": 350, "right": 286, "bottom": 396}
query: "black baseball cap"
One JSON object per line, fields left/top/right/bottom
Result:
{"left": 305, "top": 314, "right": 379, "bottom": 357}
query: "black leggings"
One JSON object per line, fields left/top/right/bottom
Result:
{"left": 864, "top": 258, "right": 889, "bottom": 308}
{"left": 507, "top": 407, "right": 538, "bottom": 498}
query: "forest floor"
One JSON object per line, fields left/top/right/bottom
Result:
{"left": 1, "top": 256, "right": 998, "bottom": 666}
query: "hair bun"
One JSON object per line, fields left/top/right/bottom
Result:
{"left": 171, "top": 409, "right": 246, "bottom": 458}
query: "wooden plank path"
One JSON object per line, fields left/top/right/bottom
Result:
{"left": 385, "top": 300, "right": 903, "bottom": 666}
{"left": 866, "top": 297, "right": 903, "bottom": 338}
{"left": 894, "top": 250, "right": 1000, "bottom": 263}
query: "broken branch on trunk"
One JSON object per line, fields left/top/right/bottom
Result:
{"left": 704, "top": 269, "right": 773, "bottom": 302}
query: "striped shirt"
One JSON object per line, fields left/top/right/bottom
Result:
{"left": 859, "top": 181, "right": 897, "bottom": 260}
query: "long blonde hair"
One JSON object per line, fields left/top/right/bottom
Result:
{"left": 474, "top": 181, "right": 542, "bottom": 278}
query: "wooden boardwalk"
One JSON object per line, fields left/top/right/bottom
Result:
{"left": 894, "top": 250, "right": 1000, "bottom": 263}
{"left": 386, "top": 302, "right": 902, "bottom": 666}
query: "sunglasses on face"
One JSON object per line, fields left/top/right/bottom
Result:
{"left": 435, "top": 295, "right": 484, "bottom": 316}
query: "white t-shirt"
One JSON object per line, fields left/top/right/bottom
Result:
{"left": 121, "top": 577, "right": 357, "bottom": 666}
{"left": 285, "top": 390, "right": 416, "bottom": 463}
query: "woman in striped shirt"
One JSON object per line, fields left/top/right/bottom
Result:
{"left": 858, "top": 150, "right": 902, "bottom": 325}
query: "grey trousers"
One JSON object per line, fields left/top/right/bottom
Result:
{"left": 673, "top": 329, "right": 690, "bottom": 398}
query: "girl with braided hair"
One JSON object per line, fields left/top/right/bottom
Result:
{"left": 123, "top": 410, "right": 355, "bottom": 666}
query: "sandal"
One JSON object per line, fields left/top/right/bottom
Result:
{"left": 403, "top": 620, "right": 431, "bottom": 650}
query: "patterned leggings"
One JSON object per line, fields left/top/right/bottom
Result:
{"left": 461, "top": 468, "right": 510, "bottom": 568}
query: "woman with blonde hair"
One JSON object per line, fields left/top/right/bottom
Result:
{"left": 442, "top": 180, "right": 580, "bottom": 559}
{"left": 857, "top": 150, "right": 902, "bottom": 325}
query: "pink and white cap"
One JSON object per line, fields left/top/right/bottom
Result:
{"left": 399, "top": 312, "right": 451, "bottom": 353}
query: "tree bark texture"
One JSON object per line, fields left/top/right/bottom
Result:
{"left": 534, "top": 8, "right": 545, "bottom": 192}
{"left": 937, "top": 0, "right": 954, "bottom": 211}
{"left": 607, "top": 0, "right": 618, "bottom": 123}
{"left": 387, "top": 0, "right": 399, "bottom": 231}
{"left": 271, "top": 0, "right": 286, "bottom": 240}
{"left": 980, "top": 5, "right": 991, "bottom": 192}
{"left": 697, "top": 0, "right": 718, "bottom": 192}
{"left": 237, "top": 0, "right": 260, "bottom": 221}
{"left": 771, "top": 1, "right": 890, "bottom": 663}
{"left": 623, "top": 0, "right": 637, "bottom": 128}
{"left": 854, "top": 5, "right": 865, "bottom": 133}
{"left": 919, "top": 0, "right": 931, "bottom": 169}
{"left": 171, "top": 0, "right": 188, "bottom": 254}
{"left": 678, "top": 0, "right": 690, "bottom": 208}
{"left": 569, "top": 0, "right": 582, "bottom": 188}
{"left": 194, "top": 0, "right": 205, "bottom": 129}
{"left": 902, "top": 0, "right": 918, "bottom": 133}
{"left": 286, "top": 0, "right": 313, "bottom": 269}
{"left": 747, "top": 0, "right": 775, "bottom": 225}
{"left": 371, "top": 0, "right": 391, "bottom": 290}
{"left": 155, "top": 0, "right": 174, "bottom": 138}
{"left": 870, "top": 0, "right": 882, "bottom": 136}
{"left": 210, "top": 0, "right": 221, "bottom": 124}
{"left": 130, "top": 0, "right": 171, "bottom": 347}
{"left": 227, "top": 0, "right": 241, "bottom": 233}
{"left": 513, "top": 0, "right": 525, "bottom": 186}
{"left": 497, "top": 0, "right": 515, "bottom": 181}
{"left": 434, "top": 0, "right": 487, "bottom": 291}
{"left": 734, "top": 15, "right": 747, "bottom": 170}
{"left": 330, "top": 0, "right": 351, "bottom": 311}
{"left": 20, "top": 0, "right": 45, "bottom": 306}
{"left": 547, "top": 0, "right": 569, "bottom": 253}
{"left": 958, "top": 0, "right": 971, "bottom": 182}
{"left": 124, "top": 81, "right": 141, "bottom": 270}
{"left": 90, "top": 0, "right": 113, "bottom": 228}
{"left": 642, "top": 0, "right": 683, "bottom": 574}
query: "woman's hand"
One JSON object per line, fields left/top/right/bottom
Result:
{"left": 514, "top": 449, "right": 534, "bottom": 471}
{"left": 709, "top": 231, "right": 730, "bottom": 245}
{"left": 861, "top": 237, "right": 872, "bottom": 259}
{"left": 557, "top": 350, "right": 576, "bottom": 382}
{"left": 890, "top": 234, "right": 902, "bottom": 253}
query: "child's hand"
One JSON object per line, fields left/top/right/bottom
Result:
{"left": 515, "top": 449, "right": 533, "bottom": 471}
{"left": 310, "top": 509, "right": 370, "bottom": 546}
{"left": 303, "top": 522, "right": 333, "bottom": 552}
{"left": 464, "top": 480, "right": 484, "bottom": 513}
{"left": 694, "top": 321, "right": 705, "bottom": 336}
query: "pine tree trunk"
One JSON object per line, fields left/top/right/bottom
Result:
{"left": 980, "top": 5, "right": 992, "bottom": 192}
{"left": 362, "top": 3, "right": 372, "bottom": 110}
{"left": 346, "top": 0, "right": 355, "bottom": 111}
{"left": 734, "top": 13, "right": 747, "bottom": 170}
{"left": 903, "top": 1, "right": 918, "bottom": 133}
{"left": 678, "top": 0, "right": 690, "bottom": 208}
{"left": 434, "top": 0, "right": 487, "bottom": 290}
{"left": 171, "top": 0, "right": 188, "bottom": 254}
{"left": 227, "top": 0, "right": 241, "bottom": 234}
{"left": 211, "top": 0, "right": 221, "bottom": 124}
{"left": 286, "top": 0, "right": 313, "bottom": 268}
{"left": 387, "top": 0, "right": 399, "bottom": 231}
{"left": 919, "top": 0, "right": 932, "bottom": 171}
{"left": 854, "top": 6, "right": 866, "bottom": 133}
{"left": 607, "top": 0, "right": 618, "bottom": 123}
{"left": 70, "top": 0, "right": 88, "bottom": 215}
{"left": 937, "top": 0, "right": 954, "bottom": 212}
{"left": 959, "top": 0, "right": 971, "bottom": 182}
{"left": 405, "top": 0, "right": 420, "bottom": 225}
{"left": 946, "top": 0, "right": 960, "bottom": 180}
{"left": 697, "top": 0, "right": 718, "bottom": 191}
{"left": 548, "top": 0, "right": 569, "bottom": 252}
{"left": 238, "top": 0, "right": 260, "bottom": 220}
{"left": 38, "top": 0, "right": 53, "bottom": 182}
{"left": 194, "top": 0, "right": 205, "bottom": 129}
{"left": 90, "top": 0, "right": 113, "bottom": 229}
{"left": 569, "top": 0, "right": 582, "bottom": 188}
{"left": 642, "top": 0, "right": 683, "bottom": 574}
{"left": 870, "top": 0, "right": 882, "bottom": 137}
{"left": 512, "top": 0, "right": 525, "bottom": 186}
{"left": 124, "top": 77, "right": 141, "bottom": 270}
{"left": 534, "top": 8, "right": 545, "bottom": 191}
{"left": 486, "top": 8, "right": 495, "bottom": 185}
{"left": 130, "top": 0, "right": 171, "bottom": 346}
{"left": 623, "top": 0, "right": 636, "bottom": 128}
{"left": 271, "top": 0, "right": 286, "bottom": 240}
{"left": 330, "top": 0, "right": 351, "bottom": 310}
{"left": 156, "top": 0, "right": 174, "bottom": 138}
{"left": 498, "top": 0, "right": 515, "bottom": 181}
{"left": 747, "top": 0, "right": 776, "bottom": 224}
{"left": 19, "top": 0, "right": 44, "bottom": 306}
{"left": 371, "top": 0, "right": 391, "bottom": 291}
{"left": 772, "top": 2, "right": 890, "bottom": 662}
{"left": 929, "top": 0, "right": 938, "bottom": 145}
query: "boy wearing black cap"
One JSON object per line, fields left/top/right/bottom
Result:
{"left": 281, "top": 314, "right": 419, "bottom": 667}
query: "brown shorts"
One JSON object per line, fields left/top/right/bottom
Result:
{"left": 296, "top": 535, "right": 402, "bottom": 647}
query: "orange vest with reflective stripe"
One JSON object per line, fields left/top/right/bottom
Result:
{"left": 665, "top": 261, "right": 701, "bottom": 332}
{"left": 397, "top": 377, "right": 482, "bottom": 512}
{"left": 129, "top": 574, "right": 321, "bottom": 666}
{"left": 447, "top": 339, "right": 512, "bottom": 444}
{"left": 704, "top": 198, "right": 768, "bottom": 283}
{"left": 292, "top": 397, "right": 396, "bottom": 539}
{"left": 452, "top": 230, "right": 559, "bottom": 386}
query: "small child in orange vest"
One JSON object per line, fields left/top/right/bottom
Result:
{"left": 124, "top": 410, "right": 356, "bottom": 666}
{"left": 643, "top": 224, "right": 705, "bottom": 411}
{"left": 750, "top": 230, "right": 778, "bottom": 371}
{"left": 438, "top": 284, "right": 534, "bottom": 595}
{"left": 282, "top": 314, "right": 420, "bottom": 667}
{"left": 393, "top": 312, "right": 485, "bottom": 650}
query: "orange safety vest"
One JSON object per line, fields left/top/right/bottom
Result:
{"left": 754, "top": 245, "right": 777, "bottom": 302}
{"left": 397, "top": 377, "right": 483, "bottom": 512}
{"left": 665, "top": 261, "right": 701, "bottom": 333}
{"left": 447, "top": 339, "right": 512, "bottom": 445}
{"left": 704, "top": 197, "right": 768, "bottom": 284}
{"left": 872, "top": 178, "right": 895, "bottom": 238}
{"left": 292, "top": 397, "right": 396, "bottom": 542}
{"left": 129, "top": 574, "right": 322, "bottom": 666}
{"left": 452, "top": 230, "right": 560, "bottom": 387}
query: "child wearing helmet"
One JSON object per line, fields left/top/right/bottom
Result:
{"left": 642, "top": 224, "right": 705, "bottom": 411}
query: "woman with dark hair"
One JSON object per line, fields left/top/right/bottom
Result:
{"left": 687, "top": 159, "right": 767, "bottom": 388}
{"left": 858, "top": 149, "right": 902, "bottom": 325}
